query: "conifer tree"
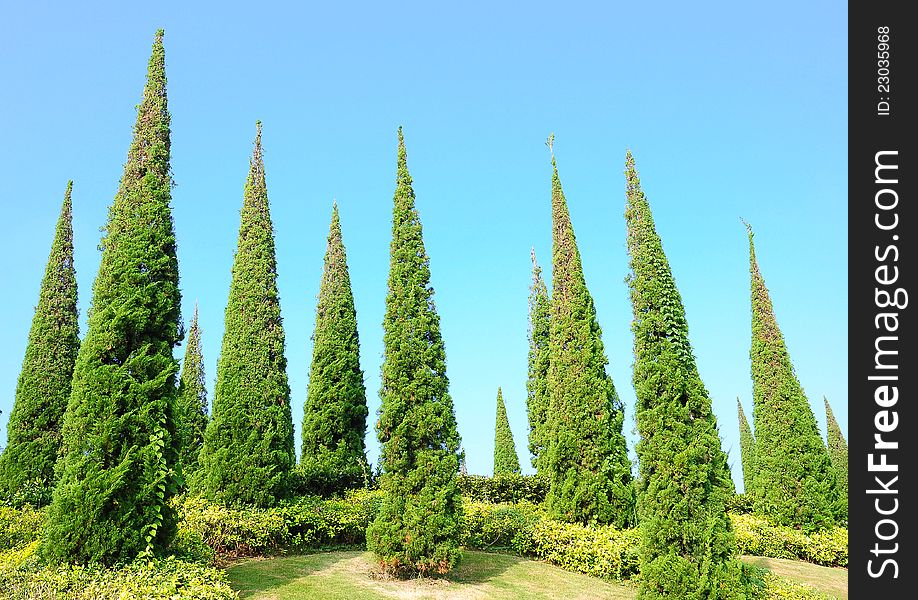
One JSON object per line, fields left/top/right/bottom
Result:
{"left": 0, "top": 182, "right": 79, "bottom": 507}
{"left": 737, "top": 398, "right": 756, "bottom": 494}
{"left": 198, "top": 123, "right": 295, "bottom": 508}
{"left": 493, "top": 387, "right": 520, "bottom": 475}
{"left": 367, "top": 127, "right": 462, "bottom": 577}
{"left": 176, "top": 303, "right": 208, "bottom": 478}
{"left": 544, "top": 136, "right": 633, "bottom": 527}
{"left": 526, "top": 248, "right": 551, "bottom": 473}
{"left": 625, "top": 152, "right": 743, "bottom": 598}
{"left": 824, "top": 397, "right": 848, "bottom": 508}
{"left": 41, "top": 31, "right": 183, "bottom": 565}
{"left": 746, "top": 224, "right": 839, "bottom": 530}
{"left": 300, "top": 203, "right": 369, "bottom": 493}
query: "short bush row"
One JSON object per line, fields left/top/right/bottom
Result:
{"left": 178, "top": 489, "right": 383, "bottom": 558}
{"left": 732, "top": 513, "right": 848, "bottom": 567}
{"left": 0, "top": 542, "right": 236, "bottom": 600}
{"left": 0, "top": 493, "right": 845, "bottom": 598}
{"left": 0, "top": 505, "right": 44, "bottom": 552}
{"left": 461, "top": 500, "right": 641, "bottom": 580}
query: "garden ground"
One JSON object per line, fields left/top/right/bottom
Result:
{"left": 226, "top": 550, "right": 848, "bottom": 600}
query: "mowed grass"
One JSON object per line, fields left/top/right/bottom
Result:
{"left": 741, "top": 555, "right": 848, "bottom": 599}
{"left": 226, "top": 550, "right": 849, "bottom": 600}
{"left": 226, "top": 549, "right": 637, "bottom": 600}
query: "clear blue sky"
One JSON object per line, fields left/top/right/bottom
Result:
{"left": 0, "top": 1, "right": 847, "bottom": 490}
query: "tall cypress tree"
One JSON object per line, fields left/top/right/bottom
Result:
{"left": 737, "top": 398, "right": 756, "bottom": 494}
{"left": 198, "top": 122, "right": 295, "bottom": 508}
{"left": 747, "top": 224, "right": 839, "bottom": 530}
{"left": 625, "top": 152, "right": 743, "bottom": 598}
{"left": 176, "top": 303, "right": 208, "bottom": 479}
{"left": 824, "top": 397, "right": 848, "bottom": 511}
{"left": 367, "top": 127, "right": 462, "bottom": 577}
{"left": 526, "top": 248, "right": 551, "bottom": 473}
{"left": 493, "top": 387, "right": 520, "bottom": 475}
{"left": 300, "top": 203, "right": 369, "bottom": 493}
{"left": 544, "top": 137, "right": 633, "bottom": 527}
{"left": 41, "top": 31, "right": 183, "bottom": 565}
{"left": 0, "top": 182, "right": 79, "bottom": 507}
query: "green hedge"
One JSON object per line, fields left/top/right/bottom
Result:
{"left": 457, "top": 473, "right": 547, "bottom": 504}
{"left": 177, "top": 489, "right": 382, "bottom": 558}
{"left": 0, "top": 505, "right": 44, "bottom": 552}
{"left": 0, "top": 543, "right": 235, "bottom": 600}
{"left": 732, "top": 513, "right": 848, "bottom": 567}
{"left": 461, "top": 500, "right": 640, "bottom": 580}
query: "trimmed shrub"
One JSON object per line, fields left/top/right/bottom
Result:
{"left": 732, "top": 513, "right": 848, "bottom": 567}
{"left": 0, "top": 554, "right": 236, "bottom": 600}
{"left": 457, "top": 474, "right": 547, "bottom": 504}
{"left": 461, "top": 500, "right": 544, "bottom": 551}
{"left": 526, "top": 519, "right": 641, "bottom": 580}
{"left": 177, "top": 490, "right": 383, "bottom": 558}
{"left": 0, "top": 505, "right": 44, "bottom": 551}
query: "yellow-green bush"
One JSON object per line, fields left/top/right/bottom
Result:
{"left": 460, "top": 500, "right": 543, "bottom": 550}
{"left": 177, "top": 489, "right": 383, "bottom": 558}
{"left": 460, "top": 500, "right": 639, "bottom": 580}
{"left": 732, "top": 513, "right": 848, "bottom": 567}
{"left": 526, "top": 519, "right": 641, "bottom": 580}
{"left": 0, "top": 550, "right": 236, "bottom": 600}
{"left": 0, "top": 505, "right": 44, "bottom": 551}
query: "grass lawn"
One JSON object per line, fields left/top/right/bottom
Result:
{"left": 226, "top": 550, "right": 849, "bottom": 600}
{"left": 741, "top": 555, "right": 848, "bottom": 599}
{"left": 226, "top": 549, "right": 637, "bottom": 600}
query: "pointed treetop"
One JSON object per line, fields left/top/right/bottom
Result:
{"left": 545, "top": 133, "right": 555, "bottom": 157}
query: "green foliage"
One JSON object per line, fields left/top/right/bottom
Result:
{"left": 823, "top": 397, "right": 847, "bottom": 513}
{"left": 41, "top": 30, "right": 183, "bottom": 566}
{"left": 725, "top": 493, "right": 755, "bottom": 515}
{"left": 366, "top": 128, "right": 463, "bottom": 577}
{"left": 746, "top": 225, "right": 840, "bottom": 531}
{"left": 731, "top": 513, "right": 848, "bottom": 568}
{"left": 0, "top": 182, "right": 79, "bottom": 507}
{"left": 300, "top": 204, "right": 369, "bottom": 494}
{"left": 177, "top": 303, "right": 208, "bottom": 480}
{"left": 625, "top": 152, "right": 743, "bottom": 599}
{"left": 460, "top": 500, "right": 544, "bottom": 551}
{"left": 289, "top": 459, "right": 371, "bottom": 498}
{"left": 0, "top": 505, "right": 44, "bottom": 551}
{"left": 544, "top": 145, "right": 633, "bottom": 528}
{"left": 0, "top": 554, "right": 237, "bottom": 600}
{"left": 526, "top": 249, "right": 551, "bottom": 473}
{"left": 492, "top": 388, "right": 520, "bottom": 475}
{"left": 456, "top": 473, "right": 547, "bottom": 504}
{"left": 526, "top": 519, "right": 641, "bottom": 581}
{"left": 177, "top": 489, "right": 383, "bottom": 558}
{"left": 737, "top": 398, "right": 756, "bottom": 493}
{"left": 198, "top": 123, "right": 295, "bottom": 508}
